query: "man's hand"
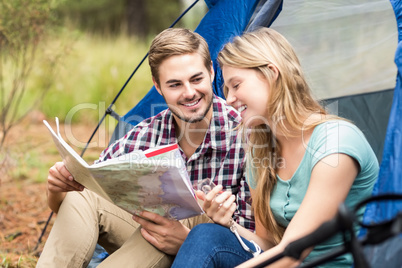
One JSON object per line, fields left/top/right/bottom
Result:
{"left": 46, "top": 161, "right": 85, "bottom": 213}
{"left": 47, "top": 162, "right": 84, "bottom": 193}
{"left": 132, "top": 211, "right": 190, "bottom": 255}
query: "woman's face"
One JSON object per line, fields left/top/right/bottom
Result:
{"left": 222, "top": 65, "right": 271, "bottom": 128}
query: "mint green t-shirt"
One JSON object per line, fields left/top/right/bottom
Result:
{"left": 246, "top": 120, "right": 379, "bottom": 267}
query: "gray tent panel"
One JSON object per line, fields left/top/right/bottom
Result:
{"left": 322, "top": 88, "right": 394, "bottom": 163}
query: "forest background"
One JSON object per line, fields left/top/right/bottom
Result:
{"left": 0, "top": 0, "right": 206, "bottom": 266}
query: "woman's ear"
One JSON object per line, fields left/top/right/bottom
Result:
{"left": 268, "top": 64, "right": 279, "bottom": 82}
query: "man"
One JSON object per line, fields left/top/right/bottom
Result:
{"left": 37, "top": 28, "right": 254, "bottom": 267}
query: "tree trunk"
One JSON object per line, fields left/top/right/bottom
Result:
{"left": 125, "top": 0, "right": 148, "bottom": 38}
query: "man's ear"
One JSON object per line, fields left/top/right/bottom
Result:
{"left": 268, "top": 64, "right": 279, "bottom": 82}
{"left": 152, "top": 77, "right": 162, "bottom": 95}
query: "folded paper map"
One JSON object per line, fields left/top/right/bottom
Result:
{"left": 43, "top": 118, "right": 203, "bottom": 220}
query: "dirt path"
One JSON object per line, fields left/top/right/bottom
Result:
{"left": 0, "top": 181, "right": 51, "bottom": 266}
{"left": 0, "top": 116, "right": 109, "bottom": 267}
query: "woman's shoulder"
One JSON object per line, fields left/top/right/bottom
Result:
{"left": 311, "top": 119, "right": 365, "bottom": 143}
{"left": 314, "top": 119, "right": 360, "bottom": 133}
{"left": 309, "top": 119, "right": 378, "bottom": 168}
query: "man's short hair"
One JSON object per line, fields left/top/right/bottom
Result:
{"left": 149, "top": 28, "right": 212, "bottom": 85}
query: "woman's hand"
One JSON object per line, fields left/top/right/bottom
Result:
{"left": 202, "top": 185, "right": 236, "bottom": 227}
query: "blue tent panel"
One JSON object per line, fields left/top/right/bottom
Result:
{"left": 363, "top": 0, "right": 402, "bottom": 226}
{"left": 361, "top": 0, "right": 402, "bottom": 265}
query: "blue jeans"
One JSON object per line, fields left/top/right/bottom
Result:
{"left": 172, "top": 223, "right": 260, "bottom": 268}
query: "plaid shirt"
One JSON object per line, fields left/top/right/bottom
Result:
{"left": 98, "top": 95, "right": 254, "bottom": 231}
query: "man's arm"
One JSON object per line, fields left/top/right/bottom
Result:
{"left": 46, "top": 161, "right": 84, "bottom": 213}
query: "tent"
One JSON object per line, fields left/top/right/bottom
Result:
{"left": 108, "top": 0, "right": 397, "bottom": 165}
{"left": 55, "top": 0, "right": 402, "bottom": 266}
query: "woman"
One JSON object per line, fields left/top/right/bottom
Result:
{"left": 172, "top": 28, "right": 379, "bottom": 268}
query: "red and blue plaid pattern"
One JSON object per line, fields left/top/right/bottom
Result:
{"left": 98, "top": 95, "right": 254, "bottom": 231}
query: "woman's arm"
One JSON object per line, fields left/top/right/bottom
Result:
{"left": 237, "top": 153, "right": 359, "bottom": 267}
{"left": 230, "top": 192, "right": 277, "bottom": 251}
{"left": 236, "top": 187, "right": 276, "bottom": 250}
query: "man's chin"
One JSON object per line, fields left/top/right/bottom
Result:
{"left": 171, "top": 97, "right": 213, "bottom": 124}
{"left": 180, "top": 114, "right": 205, "bottom": 123}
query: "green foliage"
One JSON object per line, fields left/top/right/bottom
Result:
{"left": 0, "top": 255, "right": 11, "bottom": 268}
{"left": 0, "top": 0, "right": 54, "bottom": 52}
{"left": 9, "top": 150, "right": 51, "bottom": 182}
{"left": 56, "top": 0, "right": 125, "bottom": 34}
{"left": 53, "top": 0, "right": 205, "bottom": 37}
{"left": 0, "top": 253, "right": 37, "bottom": 268}
{"left": 0, "top": 0, "right": 207, "bottom": 147}
{"left": 146, "top": 0, "right": 182, "bottom": 34}
{"left": 0, "top": 0, "right": 64, "bottom": 147}
{"left": 40, "top": 33, "right": 153, "bottom": 124}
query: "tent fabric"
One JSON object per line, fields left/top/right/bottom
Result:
{"left": 322, "top": 88, "right": 394, "bottom": 163}
{"left": 392, "top": 0, "right": 402, "bottom": 41}
{"left": 269, "top": 0, "right": 397, "bottom": 100}
{"left": 363, "top": 0, "right": 402, "bottom": 228}
{"left": 358, "top": 0, "right": 402, "bottom": 266}
{"left": 245, "top": 0, "right": 283, "bottom": 32}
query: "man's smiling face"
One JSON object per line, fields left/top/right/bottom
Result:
{"left": 154, "top": 53, "right": 214, "bottom": 124}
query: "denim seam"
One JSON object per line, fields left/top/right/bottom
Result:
{"left": 203, "top": 246, "right": 253, "bottom": 268}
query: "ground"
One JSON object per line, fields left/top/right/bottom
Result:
{"left": 0, "top": 114, "right": 108, "bottom": 267}
{"left": 0, "top": 179, "right": 50, "bottom": 267}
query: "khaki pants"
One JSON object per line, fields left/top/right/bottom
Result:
{"left": 37, "top": 189, "right": 210, "bottom": 268}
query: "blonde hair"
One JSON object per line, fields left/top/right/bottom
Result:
{"left": 149, "top": 28, "right": 212, "bottom": 85}
{"left": 218, "top": 28, "right": 334, "bottom": 244}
